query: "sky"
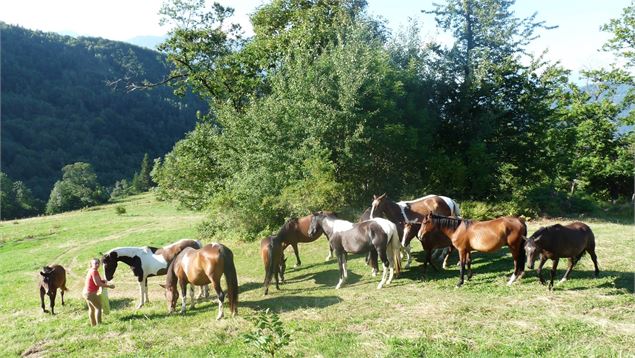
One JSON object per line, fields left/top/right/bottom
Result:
{"left": 1, "top": 0, "right": 631, "bottom": 79}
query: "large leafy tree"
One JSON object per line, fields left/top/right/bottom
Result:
{"left": 46, "top": 163, "right": 108, "bottom": 214}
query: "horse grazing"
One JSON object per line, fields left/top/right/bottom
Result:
{"left": 417, "top": 213, "right": 527, "bottom": 287}
{"left": 308, "top": 211, "right": 401, "bottom": 289}
{"left": 260, "top": 235, "right": 287, "bottom": 295}
{"left": 102, "top": 239, "right": 205, "bottom": 308}
{"left": 39, "top": 265, "right": 68, "bottom": 314}
{"left": 402, "top": 222, "right": 453, "bottom": 275}
{"left": 279, "top": 214, "right": 329, "bottom": 266}
{"left": 525, "top": 222, "right": 599, "bottom": 289}
{"left": 161, "top": 243, "right": 238, "bottom": 320}
{"left": 370, "top": 193, "right": 459, "bottom": 268}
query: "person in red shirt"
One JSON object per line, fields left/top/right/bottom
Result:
{"left": 82, "top": 258, "right": 114, "bottom": 326}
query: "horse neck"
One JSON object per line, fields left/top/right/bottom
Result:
{"left": 322, "top": 216, "right": 352, "bottom": 237}
{"left": 383, "top": 200, "right": 406, "bottom": 222}
{"left": 431, "top": 216, "right": 462, "bottom": 238}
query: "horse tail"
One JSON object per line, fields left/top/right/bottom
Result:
{"left": 389, "top": 225, "right": 402, "bottom": 275}
{"left": 220, "top": 245, "right": 239, "bottom": 316}
{"left": 517, "top": 217, "right": 527, "bottom": 273}
{"left": 264, "top": 238, "right": 275, "bottom": 289}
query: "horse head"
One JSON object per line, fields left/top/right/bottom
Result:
{"left": 370, "top": 193, "right": 387, "bottom": 218}
{"left": 416, "top": 213, "right": 434, "bottom": 238}
{"left": 402, "top": 222, "right": 420, "bottom": 247}
{"left": 39, "top": 266, "right": 54, "bottom": 294}
{"left": 101, "top": 251, "right": 118, "bottom": 281}
{"left": 159, "top": 283, "right": 178, "bottom": 313}
{"left": 308, "top": 212, "right": 324, "bottom": 238}
{"left": 525, "top": 227, "right": 547, "bottom": 269}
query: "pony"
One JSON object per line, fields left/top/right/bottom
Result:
{"left": 260, "top": 235, "right": 287, "bottom": 295}
{"left": 525, "top": 222, "right": 599, "bottom": 289}
{"left": 101, "top": 239, "right": 205, "bottom": 308}
{"left": 161, "top": 243, "right": 238, "bottom": 320}
{"left": 308, "top": 211, "right": 401, "bottom": 289}
{"left": 417, "top": 213, "right": 527, "bottom": 287}
{"left": 279, "top": 214, "right": 329, "bottom": 266}
{"left": 39, "top": 265, "right": 68, "bottom": 314}
{"left": 402, "top": 222, "right": 453, "bottom": 275}
{"left": 370, "top": 193, "right": 459, "bottom": 268}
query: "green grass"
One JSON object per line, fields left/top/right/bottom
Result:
{"left": 1, "top": 193, "right": 633, "bottom": 357}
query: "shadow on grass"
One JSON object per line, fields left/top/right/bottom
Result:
{"left": 238, "top": 281, "right": 262, "bottom": 294}
{"left": 109, "top": 297, "right": 134, "bottom": 310}
{"left": 241, "top": 295, "right": 341, "bottom": 313}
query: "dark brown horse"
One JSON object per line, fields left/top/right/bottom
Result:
{"left": 261, "top": 235, "right": 287, "bottom": 295}
{"left": 39, "top": 265, "right": 68, "bottom": 314}
{"left": 402, "top": 222, "right": 453, "bottom": 275}
{"left": 418, "top": 213, "right": 527, "bottom": 287}
{"left": 161, "top": 243, "right": 238, "bottom": 320}
{"left": 525, "top": 222, "right": 599, "bottom": 289}
{"left": 279, "top": 214, "right": 329, "bottom": 266}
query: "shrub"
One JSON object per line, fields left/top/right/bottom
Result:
{"left": 115, "top": 205, "right": 126, "bottom": 215}
{"left": 244, "top": 308, "right": 291, "bottom": 358}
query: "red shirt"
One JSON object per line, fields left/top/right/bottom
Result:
{"left": 84, "top": 268, "right": 102, "bottom": 294}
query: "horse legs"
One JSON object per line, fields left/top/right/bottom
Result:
{"left": 40, "top": 286, "right": 48, "bottom": 313}
{"left": 335, "top": 253, "right": 347, "bottom": 289}
{"left": 369, "top": 250, "right": 379, "bottom": 276}
{"left": 144, "top": 277, "right": 150, "bottom": 303}
{"left": 61, "top": 287, "right": 65, "bottom": 306}
{"left": 189, "top": 285, "right": 196, "bottom": 309}
{"left": 536, "top": 255, "right": 547, "bottom": 285}
{"left": 325, "top": 238, "right": 334, "bottom": 261}
{"left": 442, "top": 246, "right": 452, "bottom": 269}
{"left": 291, "top": 243, "right": 301, "bottom": 268}
{"left": 457, "top": 249, "right": 467, "bottom": 287}
{"left": 403, "top": 244, "right": 412, "bottom": 269}
{"left": 377, "top": 248, "right": 390, "bottom": 289}
{"left": 587, "top": 244, "right": 600, "bottom": 278}
{"left": 48, "top": 291, "right": 56, "bottom": 315}
{"left": 210, "top": 271, "right": 225, "bottom": 320}
{"left": 560, "top": 256, "right": 578, "bottom": 283}
{"left": 179, "top": 280, "right": 188, "bottom": 314}
{"left": 136, "top": 279, "right": 145, "bottom": 309}
{"left": 549, "top": 258, "right": 559, "bottom": 290}
{"left": 466, "top": 252, "right": 473, "bottom": 280}
{"left": 198, "top": 285, "right": 210, "bottom": 300}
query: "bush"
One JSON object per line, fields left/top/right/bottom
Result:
{"left": 45, "top": 163, "right": 108, "bottom": 214}
{"left": 115, "top": 205, "right": 126, "bottom": 215}
{"left": 244, "top": 308, "right": 291, "bottom": 358}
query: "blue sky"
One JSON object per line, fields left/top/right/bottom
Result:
{"left": 1, "top": 0, "right": 631, "bottom": 78}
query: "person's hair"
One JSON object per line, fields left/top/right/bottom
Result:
{"left": 90, "top": 258, "right": 100, "bottom": 266}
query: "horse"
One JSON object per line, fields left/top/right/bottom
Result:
{"left": 39, "top": 265, "right": 68, "bottom": 314}
{"left": 417, "top": 213, "right": 527, "bottom": 287}
{"left": 525, "top": 222, "right": 599, "bottom": 289}
{"left": 101, "top": 239, "right": 206, "bottom": 308}
{"left": 161, "top": 243, "right": 238, "bottom": 320}
{"left": 402, "top": 222, "right": 453, "bottom": 275}
{"left": 279, "top": 214, "right": 329, "bottom": 266}
{"left": 370, "top": 193, "right": 459, "bottom": 268}
{"left": 260, "top": 235, "right": 287, "bottom": 295}
{"left": 308, "top": 211, "right": 401, "bottom": 289}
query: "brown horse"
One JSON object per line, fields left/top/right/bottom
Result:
{"left": 418, "top": 213, "right": 527, "bottom": 287}
{"left": 279, "top": 214, "right": 329, "bottom": 266}
{"left": 402, "top": 223, "right": 453, "bottom": 275}
{"left": 525, "top": 222, "right": 599, "bottom": 289}
{"left": 161, "top": 243, "right": 238, "bottom": 320}
{"left": 39, "top": 265, "right": 68, "bottom": 314}
{"left": 261, "top": 235, "right": 287, "bottom": 295}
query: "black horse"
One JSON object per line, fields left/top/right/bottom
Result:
{"left": 525, "top": 222, "right": 600, "bottom": 289}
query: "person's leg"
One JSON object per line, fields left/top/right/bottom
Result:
{"left": 86, "top": 293, "right": 103, "bottom": 325}
{"left": 84, "top": 293, "right": 97, "bottom": 326}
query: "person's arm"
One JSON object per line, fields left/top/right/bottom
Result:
{"left": 92, "top": 271, "right": 114, "bottom": 288}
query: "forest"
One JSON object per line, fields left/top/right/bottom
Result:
{"left": 149, "top": 0, "right": 634, "bottom": 239}
{"left": 0, "top": 23, "right": 205, "bottom": 218}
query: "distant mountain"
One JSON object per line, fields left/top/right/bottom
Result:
{"left": 126, "top": 35, "right": 169, "bottom": 50}
{"left": 1, "top": 23, "right": 206, "bottom": 199}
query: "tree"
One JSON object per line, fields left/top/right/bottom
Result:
{"left": 46, "top": 162, "right": 108, "bottom": 214}
{"left": 1, "top": 172, "right": 41, "bottom": 220}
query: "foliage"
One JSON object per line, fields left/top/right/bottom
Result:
{"left": 114, "top": 205, "right": 127, "bottom": 215}
{"left": 0, "top": 172, "right": 42, "bottom": 220}
{"left": 0, "top": 23, "right": 204, "bottom": 202}
{"left": 244, "top": 308, "right": 291, "bottom": 358}
{"left": 45, "top": 162, "right": 108, "bottom": 214}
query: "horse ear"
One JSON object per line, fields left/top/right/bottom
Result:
{"left": 373, "top": 194, "right": 378, "bottom": 200}
{"left": 380, "top": 193, "right": 386, "bottom": 199}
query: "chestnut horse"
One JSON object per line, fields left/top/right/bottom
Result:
{"left": 418, "top": 213, "right": 526, "bottom": 287}
{"left": 370, "top": 194, "right": 458, "bottom": 268}
{"left": 402, "top": 223, "right": 453, "bottom": 275}
{"left": 279, "top": 214, "right": 329, "bottom": 266}
{"left": 525, "top": 222, "right": 599, "bottom": 289}
{"left": 39, "top": 265, "right": 68, "bottom": 314}
{"left": 161, "top": 243, "right": 238, "bottom": 320}
{"left": 308, "top": 212, "right": 401, "bottom": 289}
{"left": 261, "top": 235, "right": 287, "bottom": 295}
{"left": 102, "top": 239, "right": 206, "bottom": 308}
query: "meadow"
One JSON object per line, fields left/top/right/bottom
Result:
{"left": 0, "top": 193, "right": 633, "bottom": 357}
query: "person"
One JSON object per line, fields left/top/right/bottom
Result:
{"left": 82, "top": 258, "right": 114, "bottom": 326}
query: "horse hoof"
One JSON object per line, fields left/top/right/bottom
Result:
{"left": 216, "top": 313, "right": 224, "bottom": 320}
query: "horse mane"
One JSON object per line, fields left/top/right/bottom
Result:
{"left": 430, "top": 213, "right": 471, "bottom": 230}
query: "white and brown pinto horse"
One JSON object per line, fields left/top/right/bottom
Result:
{"left": 370, "top": 194, "right": 460, "bottom": 268}
{"left": 308, "top": 211, "right": 401, "bottom": 289}
{"left": 101, "top": 239, "right": 206, "bottom": 308}
{"left": 162, "top": 243, "right": 238, "bottom": 320}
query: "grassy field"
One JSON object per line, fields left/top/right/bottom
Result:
{"left": 1, "top": 193, "right": 633, "bottom": 357}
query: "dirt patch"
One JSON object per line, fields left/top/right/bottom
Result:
{"left": 21, "top": 340, "right": 49, "bottom": 358}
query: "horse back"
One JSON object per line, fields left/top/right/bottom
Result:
{"left": 409, "top": 196, "right": 452, "bottom": 217}
{"left": 540, "top": 222, "right": 594, "bottom": 256}
{"left": 157, "top": 239, "right": 202, "bottom": 262}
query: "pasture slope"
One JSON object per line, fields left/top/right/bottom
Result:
{"left": 0, "top": 193, "right": 633, "bottom": 357}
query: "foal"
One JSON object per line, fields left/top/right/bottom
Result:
{"left": 525, "top": 222, "right": 599, "bottom": 289}
{"left": 39, "top": 265, "right": 68, "bottom": 314}
{"left": 261, "top": 235, "right": 287, "bottom": 295}
{"left": 402, "top": 223, "right": 453, "bottom": 275}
